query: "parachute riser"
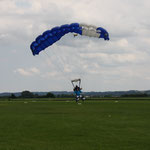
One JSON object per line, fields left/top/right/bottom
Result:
{"left": 71, "top": 78, "right": 81, "bottom": 88}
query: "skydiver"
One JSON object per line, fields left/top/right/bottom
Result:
{"left": 73, "top": 85, "right": 85, "bottom": 102}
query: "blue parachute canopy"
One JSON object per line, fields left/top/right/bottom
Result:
{"left": 30, "top": 23, "right": 109, "bottom": 55}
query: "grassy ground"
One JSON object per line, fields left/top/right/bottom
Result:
{"left": 0, "top": 99, "right": 150, "bottom": 150}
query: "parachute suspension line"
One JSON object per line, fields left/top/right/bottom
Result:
{"left": 43, "top": 49, "right": 71, "bottom": 82}
{"left": 52, "top": 44, "right": 84, "bottom": 82}
{"left": 52, "top": 45, "right": 85, "bottom": 90}
{"left": 58, "top": 49, "right": 83, "bottom": 81}
{"left": 44, "top": 45, "right": 84, "bottom": 89}
{"left": 58, "top": 44, "right": 84, "bottom": 81}
{"left": 43, "top": 50, "right": 64, "bottom": 77}
{"left": 53, "top": 45, "right": 71, "bottom": 76}
{"left": 51, "top": 45, "right": 72, "bottom": 81}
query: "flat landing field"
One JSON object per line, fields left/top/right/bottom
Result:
{"left": 0, "top": 99, "right": 150, "bottom": 150}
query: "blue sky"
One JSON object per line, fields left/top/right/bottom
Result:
{"left": 0, "top": 0, "right": 150, "bottom": 92}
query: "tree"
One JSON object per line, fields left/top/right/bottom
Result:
{"left": 46, "top": 92, "right": 55, "bottom": 98}
{"left": 21, "top": 91, "right": 34, "bottom": 98}
{"left": 10, "top": 93, "right": 16, "bottom": 99}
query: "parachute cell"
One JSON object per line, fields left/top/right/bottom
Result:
{"left": 30, "top": 23, "right": 109, "bottom": 55}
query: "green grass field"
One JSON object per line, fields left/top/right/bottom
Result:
{"left": 0, "top": 99, "right": 150, "bottom": 150}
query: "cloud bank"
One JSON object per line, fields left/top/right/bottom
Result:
{"left": 0, "top": 0, "right": 150, "bottom": 92}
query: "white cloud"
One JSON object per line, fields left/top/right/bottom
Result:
{"left": 15, "top": 68, "right": 32, "bottom": 76}
{"left": 41, "top": 71, "right": 59, "bottom": 78}
{"left": 30, "top": 67, "right": 40, "bottom": 74}
{"left": 15, "top": 67, "right": 40, "bottom": 76}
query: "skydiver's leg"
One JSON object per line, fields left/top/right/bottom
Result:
{"left": 76, "top": 95, "right": 79, "bottom": 103}
{"left": 81, "top": 95, "right": 85, "bottom": 102}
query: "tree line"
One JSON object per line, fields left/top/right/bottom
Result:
{"left": 1, "top": 90, "right": 150, "bottom": 99}
{"left": 9, "top": 91, "right": 56, "bottom": 99}
{"left": 7, "top": 91, "right": 74, "bottom": 99}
